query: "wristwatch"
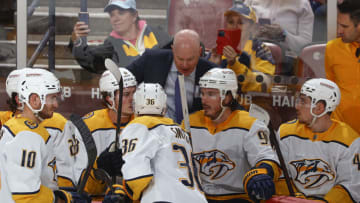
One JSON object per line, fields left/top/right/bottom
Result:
{"left": 73, "top": 37, "right": 83, "bottom": 47}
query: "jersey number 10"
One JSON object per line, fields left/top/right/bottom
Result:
{"left": 21, "top": 150, "right": 36, "bottom": 168}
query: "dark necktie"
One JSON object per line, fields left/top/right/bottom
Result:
{"left": 175, "top": 74, "right": 183, "bottom": 124}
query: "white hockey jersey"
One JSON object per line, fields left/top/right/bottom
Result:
{"left": 278, "top": 119, "right": 360, "bottom": 202}
{"left": 0, "top": 115, "right": 55, "bottom": 202}
{"left": 189, "top": 110, "right": 280, "bottom": 201}
{"left": 69, "top": 108, "right": 130, "bottom": 195}
{"left": 121, "top": 116, "right": 207, "bottom": 203}
{"left": 0, "top": 152, "right": 15, "bottom": 203}
{"left": 41, "top": 112, "right": 76, "bottom": 188}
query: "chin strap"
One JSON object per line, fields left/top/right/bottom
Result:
{"left": 308, "top": 116, "right": 317, "bottom": 128}
{"left": 34, "top": 112, "right": 45, "bottom": 122}
{"left": 212, "top": 101, "right": 230, "bottom": 123}
{"left": 107, "top": 96, "right": 118, "bottom": 113}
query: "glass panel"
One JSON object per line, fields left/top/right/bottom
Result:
{"left": 0, "top": 0, "right": 329, "bottom": 129}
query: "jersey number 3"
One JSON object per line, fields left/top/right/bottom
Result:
{"left": 173, "top": 144, "right": 202, "bottom": 190}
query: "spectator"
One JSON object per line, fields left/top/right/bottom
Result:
{"left": 245, "top": 0, "right": 314, "bottom": 74}
{"left": 70, "top": 0, "right": 170, "bottom": 73}
{"left": 127, "top": 29, "right": 218, "bottom": 123}
{"left": 188, "top": 68, "right": 280, "bottom": 202}
{"left": 278, "top": 78, "right": 360, "bottom": 202}
{"left": 120, "top": 83, "right": 207, "bottom": 202}
{"left": 311, "top": 0, "right": 327, "bottom": 42}
{"left": 209, "top": 2, "right": 275, "bottom": 93}
{"left": 325, "top": 0, "right": 360, "bottom": 135}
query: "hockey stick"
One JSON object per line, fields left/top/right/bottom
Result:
{"left": 177, "top": 75, "right": 204, "bottom": 191}
{"left": 178, "top": 74, "right": 191, "bottom": 134}
{"left": 69, "top": 114, "right": 97, "bottom": 195}
{"left": 104, "top": 58, "right": 123, "bottom": 184}
{"left": 93, "top": 169, "right": 113, "bottom": 191}
{"left": 249, "top": 104, "right": 295, "bottom": 196}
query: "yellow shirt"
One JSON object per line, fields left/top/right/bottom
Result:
{"left": 325, "top": 38, "right": 360, "bottom": 135}
{"left": 0, "top": 111, "right": 14, "bottom": 128}
{"left": 227, "top": 39, "right": 275, "bottom": 93}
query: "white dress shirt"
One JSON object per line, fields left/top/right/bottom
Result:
{"left": 245, "top": 0, "right": 314, "bottom": 54}
{"left": 165, "top": 61, "right": 197, "bottom": 121}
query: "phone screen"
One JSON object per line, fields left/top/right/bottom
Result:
{"left": 216, "top": 29, "right": 241, "bottom": 55}
{"left": 79, "top": 12, "right": 89, "bottom": 25}
{"left": 258, "top": 18, "right": 271, "bottom": 25}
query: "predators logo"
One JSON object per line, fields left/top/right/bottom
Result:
{"left": 24, "top": 120, "right": 38, "bottom": 129}
{"left": 290, "top": 159, "right": 335, "bottom": 189}
{"left": 193, "top": 150, "right": 235, "bottom": 180}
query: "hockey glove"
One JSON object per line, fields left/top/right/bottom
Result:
{"left": 54, "top": 189, "right": 92, "bottom": 203}
{"left": 97, "top": 144, "right": 124, "bottom": 177}
{"left": 243, "top": 168, "right": 275, "bottom": 201}
{"left": 103, "top": 184, "right": 130, "bottom": 203}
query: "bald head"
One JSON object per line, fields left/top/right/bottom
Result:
{"left": 173, "top": 29, "right": 201, "bottom": 49}
{"left": 172, "top": 29, "right": 202, "bottom": 76}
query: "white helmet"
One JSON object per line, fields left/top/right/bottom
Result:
{"left": 300, "top": 78, "right": 340, "bottom": 118}
{"left": 18, "top": 69, "right": 61, "bottom": 114}
{"left": 199, "top": 68, "right": 238, "bottom": 102}
{"left": 99, "top": 67, "right": 137, "bottom": 110}
{"left": 6, "top": 68, "right": 32, "bottom": 98}
{"left": 134, "top": 83, "right": 167, "bottom": 116}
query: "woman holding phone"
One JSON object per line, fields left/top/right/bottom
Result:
{"left": 70, "top": 0, "right": 170, "bottom": 73}
{"left": 208, "top": 2, "right": 275, "bottom": 93}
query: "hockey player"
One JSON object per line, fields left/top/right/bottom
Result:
{"left": 0, "top": 68, "right": 29, "bottom": 128}
{"left": 277, "top": 78, "right": 360, "bottom": 202}
{"left": 0, "top": 151, "right": 15, "bottom": 203}
{"left": 120, "top": 83, "right": 207, "bottom": 203}
{"left": 0, "top": 68, "right": 78, "bottom": 188}
{"left": 70, "top": 67, "right": 137, "bottom": 195}
{"left": 0, "top": 69, "right": 86, "bottom": 202}
{"left": 188, "top": 68, "right": 281, "bottom": 202}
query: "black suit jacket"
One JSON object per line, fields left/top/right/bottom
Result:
{"left": 127, "top": 49, "right": 218, "bottom": 113}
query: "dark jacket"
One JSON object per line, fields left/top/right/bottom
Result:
{"left": 70, "top": 25, "right": 170, "bottom": 74}
{"left": 126, "top": 49, "right": 218, "bottom": 113}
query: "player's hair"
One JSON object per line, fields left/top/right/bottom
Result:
{"left": 6, "top": 93, "right": 18, "bottom": 113}
{"left": 101, "top": 91, "right": 117, "bottom": 108}
{"left": 229, "top": 93, "right": 238, "bottom": 111}
{"left": 338, "top": 0, "right": 360, "bottom": 25}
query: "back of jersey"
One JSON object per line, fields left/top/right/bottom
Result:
{"left": 121, "top": 116, "right": 206, "bottom": 203}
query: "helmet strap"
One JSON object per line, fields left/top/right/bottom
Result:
{"left": 212, "top": 97, "right": 229, "bottom": 123}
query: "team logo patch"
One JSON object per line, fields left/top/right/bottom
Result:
{"left": 193, "top": 150, "right": 235, "bottom": 180}
{"left": 82, "top": 112, "right": 94, "bottom": 119}
{"left": 24, "top": 120, "right": 38, "bottom": 129}
{"left": 290, "top": 159, "right": 335, "bottom": 189}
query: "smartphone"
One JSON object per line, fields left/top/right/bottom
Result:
{"left": 78, "top": 12, "right": 89, "bottom": 25}
{"left": 258, "top": 18, "right": 271, "bottom": 25}
{"left": 216, "top": 29, "right": 241, "bottom": 55}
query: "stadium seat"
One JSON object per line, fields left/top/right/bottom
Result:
{"left": 296, "top": 43, "right": 326, "bottom": 78}
{"left": 263, "top": 42, "right": 283, "bottom": 75}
